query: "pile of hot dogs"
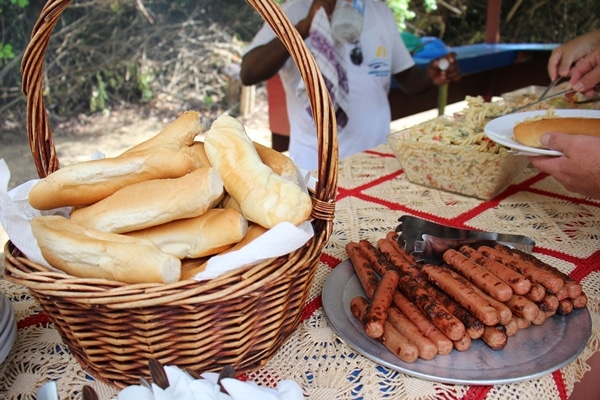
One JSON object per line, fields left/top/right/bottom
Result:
{"left": 346, "top": 232, "right": 587, "bottom": 363}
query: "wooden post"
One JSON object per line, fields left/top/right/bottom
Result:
{"left": 485, "top": 0, "right": 502, "bottom": 44}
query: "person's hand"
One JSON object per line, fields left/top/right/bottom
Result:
{"left": 427, "top": 52, "right": 460, "bottom": 86}
{"left": 297, "top": 0, "right": 337, "bottom": 38}
{"left": 547, "top": 30, "right": 600, "bottom": 80}
{"left": 568, "top": 48, "right": 600, "bottom": 97}
{"left": 528, "top": 132, "right": 600, "bottom": 199}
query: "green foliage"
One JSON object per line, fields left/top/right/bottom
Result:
{"left": 0, "top": 43, "right": 14, "bottom": 65}
{"left": 0, "top": 0, "right": 29, "bottom": 66}
{"left": 90, "top": 73, "right": 108, "bottom": 113}
{"left": 386, "top": 0, "right": 416, "bottom": 31}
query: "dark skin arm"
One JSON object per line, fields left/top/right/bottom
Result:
{"left": 393, "top": 52, "right": 460, "bottom": 96}
{"left": 240, "top": 0, "right": 336, "bottom": 86}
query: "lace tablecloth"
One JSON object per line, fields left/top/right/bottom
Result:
{"left": 1, "top": 143, "right": 599, "bottom": 399}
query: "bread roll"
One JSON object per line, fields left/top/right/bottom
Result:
{"left": 121, "top": 110, "right": 203, "bottom": 155}
{"left": 70, "top": 167, "right": 224, "bottom": 233}
{"left": 193, "top": 140, "right": 302, "bottom": 184}
{"left": 204, "top": 115, "right": 312, "bottom": 228}
{"left": 180, "top": 223, "right": 267, "bottom": 280}
{"left": 513, "top": 116, "right": 600, "bottom": 148}
{"left": 30, "top": 215, "right": 181, "bottom": 284}
{"left": 28, "top": 144, "right": 204, "bottom": 210}
{"left": 253, "top": 141, "right": 302, "bottom": 185}
{"left": 126, "top": 208, "right": 248, "bottom": 259}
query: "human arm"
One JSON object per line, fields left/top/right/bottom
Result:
{"left": 528, "top": 133, "right": 600, "bottom": 199}
{"left": 239, "top": 0, "right": 336, "bottom": 86}
{"left": 547, "top": 30, "right": 600, "bottom": 81}
{"left": 392, "top": 52, "right": 460, "bottom": 96}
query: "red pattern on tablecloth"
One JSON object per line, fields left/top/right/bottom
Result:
{"left": 17, "top": 312, "right": 50, "bottom": 329}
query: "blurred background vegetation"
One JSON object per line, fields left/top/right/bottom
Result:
{"left": 1, "top": 0, "right": 599, "bottom": 132}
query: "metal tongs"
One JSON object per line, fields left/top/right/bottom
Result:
{"left": 500, "top": 78, "right": 600, "bottom": 116}
{"left": 502, "top": 76, "right": 568, "bottom": 114}
{"left": 395, "top": 215, "right": 535, "bottom": 265}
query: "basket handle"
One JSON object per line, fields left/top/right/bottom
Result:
{"left": 21, "top": 0, "right": 337, "bottom": 229}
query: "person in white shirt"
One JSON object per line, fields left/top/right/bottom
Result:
{"left": 240, "top": 0, "right": 460, "bottom": 171}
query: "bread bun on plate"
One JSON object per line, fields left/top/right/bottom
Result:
{"left": 513, "top": 116, "right": 600, "bottom": 148}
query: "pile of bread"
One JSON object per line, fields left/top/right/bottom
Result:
{"left": 27, "top": 112, "right": 313, "bottom": 284}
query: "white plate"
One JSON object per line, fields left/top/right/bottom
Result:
{"left": 0, "top": 317, "right": 17, "bottom": 365}
{"left": 0, "top": 310, "right": 15, "bottom": 345}
{"left": 322, "top": 259, "right": 592, "bottom": 385}
{"left": 0, "top": 294, "right": 11, "bottom": 334}
{"left": 0, "top": 294, "right": 17, "bottom": 364}
{"left": 484, "top": 109, "right": 600, "bottom": 156}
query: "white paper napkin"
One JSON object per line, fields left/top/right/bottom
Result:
{"left": 0, "top": 159, "right": 65, "bottom": 268}
{"left": 196, "top": 220, "right": 313, "bottom": 281}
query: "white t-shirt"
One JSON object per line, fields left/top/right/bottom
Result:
{"left": 246, "top": 0, "right": 414, "bottom": 171}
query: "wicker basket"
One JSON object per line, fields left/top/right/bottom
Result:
{"left": 4, "top": 0, "right": 338, "bottom": 389}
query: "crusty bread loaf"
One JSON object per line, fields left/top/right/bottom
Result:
{"left": 121, "top": 110, "right": 203, "bottom": 155}
{"left": 30, "top": 215, "right": 181, "bottom": 283}
{"left": 204, "top": 115, "right": 312, "bottom": 229}
{"left": 180, "top": 223, "right": 267, "bottom": 280}
{"left": 220, "top": 194, "right": 242, "bottom": 212}
{"left": 126, "top": 208, "right": 248, "bottom": 259}
{"left": 253, "top": 141, "right": 302, "bottom": 185}
{"left": 513, "top": 116, "right": 600, "bottom": 148}
{"left": 192, "top": 140, "right": 302, "bottom": 184}
{"left": 190, "top": 141, "right": 212, "bottom": 167}
{"left": 28, "top": 144, "right": 205, "bottom": 210}
{"left": 70, "top": 167, "right": 224, "bottom": 233}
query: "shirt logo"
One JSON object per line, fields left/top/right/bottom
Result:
{"left": 368, "top": 41, "right": 390, "bottom": 77}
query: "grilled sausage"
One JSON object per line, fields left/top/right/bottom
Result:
{"left": 386, "top": 306, "right": 438, "bottom": 360}
{"left": 482, "top": 325, "right": 508, "bottom": 350}
{"left": 494, "top": 244, "right": 582, "bottom": 299}
{"left": 358, "top": 239, "right": 466, "bottom": 341}
{"left": 478, "top": 246, "right": 564, "bottom": 294}
{"left": 557, "top": 298, "right": 574, "bottom": 315}
{"left": 503, "top": 317, "right": 519, "bottom": 337}
{"left": 525, "top": 283, "right": 547, "bottom": 302}
{"left": 460, "top": 245, "right": 532, "bottom": 296}
{"left": 420, "top": 278, "right": 485, "bottom": 340}
{"left": 422, "top": 264, "right": 501, "bottom": 326}
{"left": 346, "top": 242, "right": 380, "bottom": 299}
{"left": 452, "top": 333, "right": 472, "bottom": 352}
{"left": 392, "top": 291, "right": 454, "bottom": 355}
{"left": 365, "top": 269, "right": 400, "bottom": 338}
{"left": 444, "top": 248, "right": 513, "bottom": 302}
{"left": 506, "top": 295, "right": 540, "bottom": 322}
{"left": 351, "top": 296, "right": 419, "bottom": 363}
{"left": 572, "top": 293, "right": 588, "bottom": 309}
{"left": 537, "top": 294, "right": 559, "bottom": 313}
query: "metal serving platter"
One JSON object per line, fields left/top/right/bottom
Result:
{"left": 322, "top": 261, "right": 591, "bottom": 385}
{"left": 322, "top": 216, "right": 591, "bottom": 385}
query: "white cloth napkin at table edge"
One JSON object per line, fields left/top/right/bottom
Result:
{"left": 297, "top": 7, "right": 349, "bottom": 130}
{"left": 112, "top": 365, "right": 304, "bottom": 400}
